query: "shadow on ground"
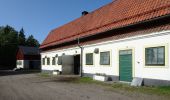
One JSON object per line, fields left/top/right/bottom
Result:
{"left": 35, "top": 75, "right": 80, "bottom": 83}
{"left": 0, "top": 70, "right": 41, "bottom": 76}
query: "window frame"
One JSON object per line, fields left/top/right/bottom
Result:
{"left": 17, "top": 60, "right": 22, "bottom": 65}
{"left": 100, "top": 51, "right": 111, "bottom": 65}
{"left": 42, "top": 58, "right": 45, "bottom": 65}
{"left": 57, "top": 56, "right": 62, "bottom": 65}
{"left": 47, "top": 57, "right": 50, "bottom": 65}
{"left": 85, "top": 53, "right": 94, "bottom": 65}
{"left": 145, "top": 46, "right": 165, "bottom": 66}
{"left": 52, "top": 57, "right": 56, "bottom": 65}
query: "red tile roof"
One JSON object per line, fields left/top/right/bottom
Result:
{"left": 40, "top": 0, "right": 170, "bottom": 49}
{"left": 42, "top": 24, "right": 170, "bottom": 52}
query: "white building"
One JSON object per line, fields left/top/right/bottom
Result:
{"left": 40, "top": 0, "right": 170, "bottom": 86}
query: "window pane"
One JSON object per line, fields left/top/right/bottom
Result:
{"left": 145, "top": 46, "right": 165, "bottom": 66}
{"left": 47, "top": 58, "right": 50, "bottom": 65}
{"left": 119, "top": 50, "right": 132, "bottom": 55}
{"left": 42, "top": 58, "right": 45, "bottom": 65}
{"left": 157, "top": 47, "right": 164, "bottom": 64}
{"left": 152, "top": 48, "right": 158, "bottom": 64}
{"left": 86, "top": 53, "right": 93, "bottom": 65}
{"left": 58, "top": 56, "right": 62, "bottom": 65}
{"left": 100, "top": 51, "right": 110, "bottom": 65}
{"left": 17, "top": 61, "right": 22, "bottom": 65}
{"left": 52, "top": 57, "right": 56, "bottom": 65}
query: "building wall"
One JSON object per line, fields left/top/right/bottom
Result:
{"left": 41, "top": 48, "right": 81, "bottom": 72}
{"left": 41, "top": 30, "right": 170, "bottom": 82}
{"left": 17, "top": 60, "right": 40, "bottom": 69}
{"left": 16, "top": 60, "right": 24, "bottom": 68}
{"left": 16, "top": 49, "right": 24, "bottom": 60}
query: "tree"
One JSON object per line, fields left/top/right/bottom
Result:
{"left": 18, "top": 28, "right": 26, "bottom": 46}
{"left": 0, "top": 25, "right": 18, "bottom": 69}
{"left": 0, "top": 25, "right": 40, "bottom": 69}
{"left": 0, "top": 25, "right": 18, "bottom": 46}
{"left": 26, "top": 35, "right": 40, "bottom": 47}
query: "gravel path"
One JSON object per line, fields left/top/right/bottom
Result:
{"left": 0, "top": 71, "right": 168, "bottom": 100}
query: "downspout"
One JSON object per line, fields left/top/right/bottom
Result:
{"left": 77, "top": 37, "right": 83, "bottom": 77}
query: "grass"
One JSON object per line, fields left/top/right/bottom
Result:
{"left": 74, "top": 77, "right": 95, "bottom": 83}
{"left": 111, "top": 83, "right": 170, "bottom": 96}
{"left": 74, "top": 77, "right": 170, "bottom": 96}
{"left": 38, "top": 72, "right": 51, "bottom": 77}
{"left": 37, "top": 75, "right": 170, "bottom": 97}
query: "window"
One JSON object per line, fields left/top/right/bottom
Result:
{"left": 100, "top": 51, "right": 110, "bottom": 65}
{"left": 145, "top": 46, "right": 165, "bottom": 66}
{"left": 42, "top": 58, "right": 45, "bottom": 65}
{"left": 17, "top": 61, "right": 22, "bottom": 65}
{"left": 47, "top": 58, "right": 50, "bottom": 65}
{"left": 57, "top": 56, "right": 62, "bottom": 65}
{"left": 52, "top": 57, "right": 56, "bottom": 65}
{"left": 86, "top": 53, "right": 93, "bottom": 65}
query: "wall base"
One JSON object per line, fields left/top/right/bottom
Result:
{"left": 143, "top": 78, "right": 170, "bottom": 86}
{"left": 83, "top": 73, "right": 119, "bottom": 81}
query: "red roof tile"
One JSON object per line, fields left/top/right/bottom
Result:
{"left": 42, "top": 24, "right": 170, "bottom": 52}
{"left": 40, "top": 0, "right": 170, "bottom": 49}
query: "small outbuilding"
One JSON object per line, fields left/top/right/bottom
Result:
{"left": 16, "top": 46, "right": 41, "bottom": 69}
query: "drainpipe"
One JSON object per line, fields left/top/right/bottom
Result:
{"left": 77, "top": 37, "right": 83, "bottom": 77}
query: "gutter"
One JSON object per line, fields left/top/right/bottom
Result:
{"left": 77, "top": 37, "right": 83, "bottom": 77}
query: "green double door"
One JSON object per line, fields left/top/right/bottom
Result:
{"left": 119, "top": 50, "right": 133, "bottom": 82}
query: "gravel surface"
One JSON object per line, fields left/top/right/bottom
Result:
{"left": 0, "top": 70, "right": 168, "bottom": 100}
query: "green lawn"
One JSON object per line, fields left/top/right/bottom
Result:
{"left": 38, "top": 74, "right": 170, "bottom": 97}
{"left": 74, "top": 77, "right": 170, "bottom": 96}
{"left": 38, "top": 72, "right": 51, "bottom": 77}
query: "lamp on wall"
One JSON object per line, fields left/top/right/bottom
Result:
{"left": 94, "top": 48, "right": 99, "bottom": 54}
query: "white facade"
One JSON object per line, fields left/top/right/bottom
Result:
{"left": 41, "top": 31, "right": 170, "bottom": 83}
{"left": 16, "top": 60, "right": 24, "bottom": 69}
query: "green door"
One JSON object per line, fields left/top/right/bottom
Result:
{"left": 119, "top": 50, "right": 132, "bottom": 82}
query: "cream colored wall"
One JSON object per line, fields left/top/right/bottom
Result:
{"left": 41, "top": 47, "right": 81, "bottom": 72}
{"left": 41, "top": 30, "right": 170, "bottom": 81}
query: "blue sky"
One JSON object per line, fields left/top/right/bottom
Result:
{"left": 0, "top": 0, "right": 112, "bottom": 43}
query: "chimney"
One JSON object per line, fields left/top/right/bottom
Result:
{"left": 82, "top": 11, "right": 89, "bottom": 16}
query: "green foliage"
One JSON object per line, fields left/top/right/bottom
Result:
{"left": 0, "top": 25, "right": 40, "bottom": 69}
{"left": 77, "top": 77, "right": 94, "bottom": 83}
{"left": 26, "top": 35, "right": 40, "bottom": 47}
{"left": 18, "top": 28, "right": 26, "bottom": 45}
{"left": 74, "top": 77, "right": 170, "bottom": 96}
{"left": 39, "top": 73, "right": 50, "bottom": 77}
{"left": 0, "top": 25, "right": 18, "bottom": 68}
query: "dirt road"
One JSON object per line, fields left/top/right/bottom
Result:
{"left": 0, "top": 71, "right": 167, "bottom": 100}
